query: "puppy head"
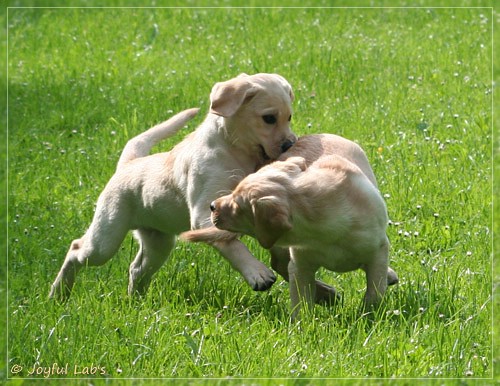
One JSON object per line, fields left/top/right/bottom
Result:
{"left": 210, "top": 165, "right": 298, "bottom": 249}
{"left": 209, "top": 73, "right": 297, "bottom": 161}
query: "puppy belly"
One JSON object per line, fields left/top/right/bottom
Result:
{"left": 291, "top": 246, "right": 362, "bottom": 273}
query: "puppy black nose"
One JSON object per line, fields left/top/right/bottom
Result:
{"left": 280, "top": 139, "right": 295, "bottom": 153}
{"left": 210, "top": 201, "right": 216, "bottom": 212}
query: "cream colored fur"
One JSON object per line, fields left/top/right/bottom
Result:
{"left": 181, "top": 134, "right": 399, "bottom": 319}
{"left": 49, "top": 73, "right": 302, "bottom": 301}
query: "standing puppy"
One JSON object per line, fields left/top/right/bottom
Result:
{"left": 49, "top": 73, "right": 303, "bottom": 300}
{"left": 182, "top": 134, "right": 398, "bottom": 319}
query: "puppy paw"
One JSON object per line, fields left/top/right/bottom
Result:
{"left": 314, "top": 280, "right": 340, "bottom": 306}
{"left": 248, "top": 269, "right": 277, "bottom": 291}
{"left": 48, "top": 283, "right": 71, "bottom": 303}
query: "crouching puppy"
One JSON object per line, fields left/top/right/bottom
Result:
{"left": 182, "top": 136, "right": 398, "bottom": 319}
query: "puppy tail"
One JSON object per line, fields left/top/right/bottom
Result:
{"left": 117, "top": 107, "right": 199, "bottom": 169}
{"left": 179, "top": 227, "right": 239, "bottom": 244}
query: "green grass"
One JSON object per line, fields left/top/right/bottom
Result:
{"left": 5, "top": 2, "right": 495, "bottom": 385}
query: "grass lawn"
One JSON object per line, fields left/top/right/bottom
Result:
{"left": 5, "top": 1, "right": 495, "bottom": 384}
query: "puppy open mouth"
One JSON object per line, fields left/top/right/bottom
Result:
{"left": 259, "top": 145, "right": 271, "bottom": 161}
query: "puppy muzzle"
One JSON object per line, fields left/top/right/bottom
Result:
{"left": 280, "top": 139, "right": 295, "bottom": 153}
{"left": 210, "top": 201, "right": 221, "bottom": 227}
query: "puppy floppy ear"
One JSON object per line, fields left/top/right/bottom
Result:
{"left": 210, "top": 78, "right": 261, "bottom": 117}
{"left": 271, "top": 73, "right": 295, "bottom": 102}
{"left": 252, "top": 196, "right": 292, "bottom": 249}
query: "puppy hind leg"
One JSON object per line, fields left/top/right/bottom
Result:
{"left": 387, "top": 266, "right": 399, "bottom": 286}
{"left": 49, "top": 221, "right": 129, "bottom": 301}
{"left": 270, "top": 246, "right": 339, "bottom": 305}
{"left": 128, "top": 230, "right": 175, "bottom": 296}
{"left": 270, "top": 247, "right": 291, "bottom": 280}
{"left": 49, "top": 237, "right": 86, "bottom": 301}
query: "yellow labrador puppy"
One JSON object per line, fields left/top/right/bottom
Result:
{"left": 182, "top": 134, "right": 398, "bottom": 319}
{"left": 49, "top": 73, "right": 300, "bottom": 301}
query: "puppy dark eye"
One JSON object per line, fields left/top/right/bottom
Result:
{"left": 288, "top": 115, "right": 292, "bottom": 122}
{"left": 263, "top": 115, "right": 277, "bottom": 124}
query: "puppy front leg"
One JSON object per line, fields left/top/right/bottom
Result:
{"left": 363, "top": 266, "right": 388, "bottom": 310}
{"left": 288, "top": 256, "right": 316, "bottom": 321}
{"left": 363, "top": 241, "right": 390, "bottom": 310}
{"left": 189, "top": 202, "right": 275, "bottom": 290}
{"left": 270, "top": 247, "right": 339, "bottom": 305}
{"left": 213, "top": 239, "right": 276, "bottom": 291}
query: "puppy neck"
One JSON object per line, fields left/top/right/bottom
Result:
{"left": 204, "top": 114, "right": 262, "bottom": 173}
